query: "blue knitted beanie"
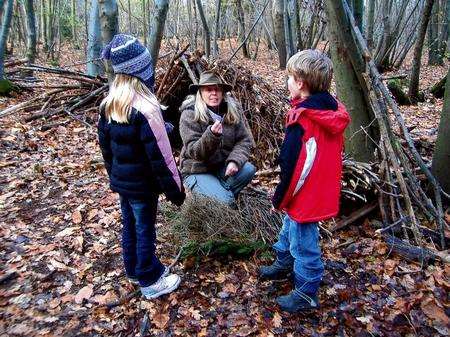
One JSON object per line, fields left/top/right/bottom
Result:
{"left": 101, "top": 34, "right": 155, "bottom": 91}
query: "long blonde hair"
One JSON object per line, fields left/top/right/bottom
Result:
{"left": 100, "top": 74, "right": 160, "bottom": 123}
{"left": 181, "top": 91, "right": 240, "bottom": 125}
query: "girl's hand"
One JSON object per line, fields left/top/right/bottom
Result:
{"left": 211, "top": 121, "right": 223, "bottom": 135}
{"left": 225, "top": 161, "right": 239, "bottom": 177}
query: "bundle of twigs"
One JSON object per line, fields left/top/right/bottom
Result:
{"left": 165, "top": 188, "right": 282, "bottom": 248}
{"left": 1, "top": 64, "right": 107, "bottom": 128}
{"left": 341, "top": 1, "right": 449, "bottom": 258}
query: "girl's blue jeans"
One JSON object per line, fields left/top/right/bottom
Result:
{"left": 119, "top": 195, "right": 164, "bottom": 287}
{"left": 273, "top": 214, "right": 324, "bottom": 296}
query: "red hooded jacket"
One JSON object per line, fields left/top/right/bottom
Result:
{"left": 272, "top": 92, "right": 350, "bottom": 223}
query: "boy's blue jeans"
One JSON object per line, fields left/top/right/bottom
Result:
{"left": 119, "top": 195, "right": 164, "bottom": 287}
{"left": 273, "top": 215, "right": 324, "bottom": 296}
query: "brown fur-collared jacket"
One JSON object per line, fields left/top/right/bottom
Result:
{"left": 179, "top": 96, "right": 254, "bottom": 176}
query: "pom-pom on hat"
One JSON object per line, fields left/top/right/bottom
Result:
{"left": 101, "top": 34, "right": 155, "bottom": 91}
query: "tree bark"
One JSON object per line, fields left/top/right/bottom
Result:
{"left": 432, "top": 68, "right": 450, "bottom": 194}
{"left": 212, "top": 0, "right": 221, "bottom": 56}
{"left": 366, "top": 0, "right": 375, "bottom": 50}
{"left": 428, "top": 0, "right": 443, "bottom": 65}
{"left": 148, "top": 0, "right": 169, "bottom": 70}
{"left": 24, "top": 0, "right": 37, "bottom": 65}
{"left": 98, "top": 0, "right": 118, "bottom": 81}
{"left": 235, "top": 0, "right": 249, "bottom": 58}
{"left": 195, "top": 0, "right": 210, "bottom": 58}
{"left": 352, "top": 0, "right": 364, "bottom": 32}
{"left": 408, "top": 0, "right": 435, "bottom": 103}
{"left": 86, "top": 0, "right": 103, "bottom": 76}
{"left": 0, "top": 0, "right": 13, "bottom": 83}
{"left": 324, "top": 0, "right": 378, "bottom": 162}
{"left": 273, "top": 0, "right": 287, "bottom": 69}
{"left": 71, "top": 0, "right": 77, "bottom": 41}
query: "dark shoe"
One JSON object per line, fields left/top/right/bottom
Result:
{"left": 276, "top": 290, "right": 319, "bottom": 313}
{"left": 259, "top": 262, "right": 292, "bottom": 280}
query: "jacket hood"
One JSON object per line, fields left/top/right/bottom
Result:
{"left": 291, "top": 92, "right": 350, "bottom": 134}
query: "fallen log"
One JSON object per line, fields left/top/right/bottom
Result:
{"left": 430, "top": 75, "right": 446, "bottom": 98}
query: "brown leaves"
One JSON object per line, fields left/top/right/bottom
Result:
{"left": 420, "top": 296, "right": 450, "bottom": 327}
{"left": 74, "top": 285, "right": 93, "bottom": 304}
{"left": 72, "top": 210, "right": 82, "bottom": 224}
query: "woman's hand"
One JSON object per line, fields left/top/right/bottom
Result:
{"left": 225, "top": 161, "right": 239, "bottom": 177}
{"left": 210, "top": 120, "right": 223, "bottom": 136}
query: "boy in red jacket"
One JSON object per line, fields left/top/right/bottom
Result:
{"left": 260, "top": 50, "right": 350, "bottom": 313}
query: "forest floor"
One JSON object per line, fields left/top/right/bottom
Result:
{"left": 1, "top": 42, "right": 449, "bottom": 337}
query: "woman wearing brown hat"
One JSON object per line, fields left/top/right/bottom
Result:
{"left": 179, "top": 71, "right": 256, "bottom": 205}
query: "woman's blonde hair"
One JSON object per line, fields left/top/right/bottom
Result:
{"left": 100, "top": 74, "right": 160, "bottom": 123}
{"left": 181, "top": 90, "right": 240, "bottom": 124}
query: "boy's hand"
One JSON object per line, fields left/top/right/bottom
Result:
{"left": 211, "top": 121, "right": 223, "bottom": 135}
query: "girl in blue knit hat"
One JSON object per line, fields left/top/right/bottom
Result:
{"left": 98, "top": 34, "right": 185, "bottom": 299}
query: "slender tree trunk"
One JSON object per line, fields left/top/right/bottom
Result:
{"left": 352, "top": 0, "right": 364, "bottom": 32}
{"left": 187, "top": 0, "right": 195, "bottom": 50}
{"left": 0, "top": 0, "right": 13, "bottom": 92}
{"left": 41, "top": 0, "right": 48, "bottom": 51}
{"left": 98, "top": 0, "right": 118, "bottom": 81}
{"left": 213, "top": 0, "right": 221, "bottom": 56}
{"left": 447, "top": 0, "right": 450, "bottom": 52}
{"left": 71, "top": 0, "right": 77, "bottom": 42}
{"left": 432, "top": 68, "right": 450, "bottom": 193}
{"left": 24, "top": 0, "right": 37, "bottom": 65}
{"left": 284, "top": 0, "right": 294, "bottom": 58}
{"left": 428, "top": 0, "right": 443, "bottom": 65}
{"left": 294, "top": 0, "right": 302, "bottom": 50}
{"left": 366, "top": 0, "right": 375, "bottom": 50}
{"left": 235, "top": 0, "right": 249, "bottom": 58}
{"left": 148, "top": 0, "right": 169, "bottom": 70}
{"left": 142, "top": 0, "right": 147, "bottom": 45}
{"left": 87, "top": 0, "right": 103, "bottom": 76}
{"left": 408, "top": 0, "right": 435, "bottom": 103}
{"left": 84, "top": 0, "right": 88, "bottom": 52}
{"left": 324, "top": 0, "right": 378, "bottom": 162}
{"left": 195, "top": 0, "right": 210, "bottom": 58}
{"left": 273, "top": 0, "right": 287, "bottom": 69}
{"left": 127, "top": 0, "right": 132, "bottom": 33}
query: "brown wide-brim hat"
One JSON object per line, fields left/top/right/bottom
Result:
{"left": 189, "top": 70, "right": 233, "bottom": 94}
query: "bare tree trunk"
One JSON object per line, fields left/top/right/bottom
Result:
{"left": 41, "top": 0, "right": 48, "bottom": 51}
{"left": 352, "top": 0, "right": 364, "bottom": 32}
{"left": 98, "top": 0, "right": 118, "bottom": 81}
{"left": 127, "top": 0, "right": 132, "bottom": 33}
{"left": 195, "top": 0, "right": 210, "bottom": 58}
{"left": 273, "top": 0, "right": 287, "bottom": 69}
{"left": 366, "top": 0, "right": 375, "bottom": 50}
{"left": 71, "top": 0, "right": 77, "bottom": 42}
{"left": 284, "top": 0, "right": 295, "bottom": 58}
{"left": 235, "top": 0, "right": 249, "bottom": 58}
{"left": 24, "top": 0, "right": 37, "bottom": 65}
{"left": 142, "top": 0, "right": 147, "bottom": 44}
{"left": 0, "top": 0, "right": 13, "bottom": 88}
{"left": 87, "top": 0, "right": 103, "bottom": 76}
{"left": 428, "top": 0, "right": 444, "bottom": 65}
{"left": 432, "top": 68, "right": 450, "bottom": 194}
{"left": 293, "top": 0, "right": 302, "bottom": 50}
{"left": 408, "top": 0, "right": 435, "bottom": 103}
{"left": 84, "top": 0, "right": 88, "bottom": 53}
{"left": 148, "top": 0, "right": 169, "bottom": 71}
{"left": 213, "top": 0, "right": 221, "bottom": 56}
{"left": 324, "top": 0, "right": 378, "bottom": 162}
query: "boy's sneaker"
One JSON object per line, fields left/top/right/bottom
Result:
{"left": 140, "top": 274, "right": 181, "bottom": 299}
{"left": 276, "top": 290, "right": 319, "bottom": 313}
{"left": 128, "top": 266, "right": 170, "bottom": 285}
{"left": 259, "top": 262, "right": 292, "bottom": 280}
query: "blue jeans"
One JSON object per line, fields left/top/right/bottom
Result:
{"left": 184, "top": 162, "right": 256, "bottom": 205}
{"left": 273, "top": 215, "right": 324, "bottom": 296}
{"left": 120, "top": 195, "right": 164, "bottom": 287}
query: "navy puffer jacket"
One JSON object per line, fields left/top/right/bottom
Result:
{"left": 98, "top": 96, "right": 185, "bottom": 205}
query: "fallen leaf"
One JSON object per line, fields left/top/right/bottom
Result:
{"left": 72, "top": 210, "right": 82, "bottom": 224}
{"left": 272, "top": 312, "right": 282, "bottom": 328}
{"left": 74, "top": 285, "right": 93, "bottom": 304}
